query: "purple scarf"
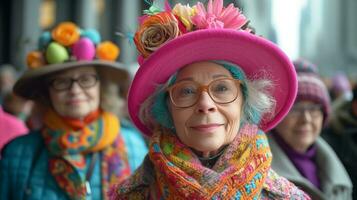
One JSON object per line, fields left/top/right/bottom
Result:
{"left": 272, "top": 131, "right": 321, "bottom": 189}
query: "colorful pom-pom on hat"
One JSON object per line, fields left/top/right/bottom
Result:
{"left": 14, "top": 21, "right": 128, "bottom": 100}
{"left": 27, "top": 21, "right": 120, "bottom": 68}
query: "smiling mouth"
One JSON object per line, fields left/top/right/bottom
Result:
{"left": 191, "top": 124, "right": 223, "bottom": 132}
{"left": 295, "top": 129, "right": 312, "bottom": 134}
{"left": 66, "top": 99, "right": 84, "bottom": 104}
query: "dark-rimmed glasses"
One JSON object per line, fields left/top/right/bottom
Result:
{"left": 289, "top": 104, "right": 323, "bottom": 117}
{"left": 49, "top": 74, "right": 99, "bottom": 91}
{"left": 167, "top": 78, "right": 241, "bottom": 108}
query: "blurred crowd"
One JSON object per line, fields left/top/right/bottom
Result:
{"left": 0, "top": 2, "right": 357, "bottom": 198}
{"left": 2, "top": 50, "right": 357, "bottom": 199}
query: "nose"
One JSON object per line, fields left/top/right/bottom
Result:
{"left": 69, "top": 81, "right": 82, "bottom": 93}
{"left": 195, "top": 91, "right": 217, "bottom": 114}
{"left": 300, "top": 109, "right": 312, "bottom": 122}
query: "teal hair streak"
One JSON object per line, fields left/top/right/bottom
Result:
{"left": 150, "top": 76, "right": 176, "bottom": 130}
{"left": 150, "top": 61, "right": 262, "bottom": 131}
{"left": 215, "top": 61, "right": 262, "bottom": 125}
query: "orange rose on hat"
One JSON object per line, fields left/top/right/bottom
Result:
{"left": 134, "top": 12, "right": 186, "bottom": 58}
{"left": 51, "top": 22, "right": 80, "bottom": 46}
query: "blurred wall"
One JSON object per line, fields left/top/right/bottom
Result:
{"left": 0, "top": 0, "right": 142, "bottom": 71}
{"left": 1, "top": 0, "right": 357, "bottom": 80}
{"left": 299, "top": 0, "right": 357, "bottom": 79}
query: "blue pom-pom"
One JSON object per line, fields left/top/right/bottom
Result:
{"left": 38, "top": 31, "right": 52, "bottom": 49}
{"left": 81, "top": 29, "right": 101, "bottom": 44}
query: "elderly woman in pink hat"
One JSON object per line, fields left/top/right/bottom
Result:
{"left": 0, "top": 22, "right": 148, "bottom": 200}
{"left": 109, "top": 0, "right": 310, "bottom": 199}
{"left": 268, "top": 59, "right": 352, "bottom": 200}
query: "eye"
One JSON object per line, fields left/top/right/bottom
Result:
{"left": 172, "top": 82, "right": 198, "bottom": 100}
{"left": 213, "top": 84, "right": 228, "bottom": 92}
{"left": 211, "top": 80, "right": 234, "bottom": 94}
{"left": 52, "top": 78, "right": 71, "bottom": 87}
{"left": 80, "top": 75, "right": 91, "bottom": 81}
{"left": 78, "top": 75, "right": 96, "bottom": 86}
{"left": 179, "top": 86, "right": 196, "bottom": 96}
{"left": 310, "top": 105, "right": 322, "bottom": 112}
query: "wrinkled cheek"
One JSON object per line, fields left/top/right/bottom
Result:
{"left": 225, "top": 119, "right": 240, "bottom": 143}
{"left": 177, "top": 119, "right": 188, "bottom": 137}
{"left": 91, "top": 95, "right": 100, "bottom": 110}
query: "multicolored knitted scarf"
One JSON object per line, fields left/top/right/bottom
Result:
{"left": 111, "top": 124, "right": 271, "bottom": 199}
{"left": 42, "top": 109, "right": 131, "bottom": 200}
{"left": 151, "top": 124, "right": 272, "bottom": 199}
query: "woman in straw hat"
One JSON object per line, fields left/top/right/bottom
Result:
{"left": 109, "top": 0, "right": 310, "bottom": 199}
{"left": 0, "top": 22, "right": 147, "bottom": 200}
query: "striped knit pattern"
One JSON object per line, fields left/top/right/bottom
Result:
{"left": 293, "top": 59, "right": 331, "bottom": 123}
{"left": 110, "top": 124, "right": 310, "bottom": 199}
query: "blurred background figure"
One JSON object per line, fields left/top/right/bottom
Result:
{"left": 330, "top": 72, "right": 353, "bottom": 108}
{"left": 0, "top": 64, "right": 17, "bottom": 104}
{"left": 101, "top": 62, "right": 148, "bottom": 171}
{"left": 0, "top": 22, "right": 146, "bottom": 200}
{"left": 268, "top": 59, "right": 352, "bottom": 200}
{"left": 2, "top": 92, "right": 34, "bottom": 121}
{"left": 323, "top": 84, "right": 357, "bottom": 199}
{"left": 0, "top": 65, "right": 32, "bottom": 155}
{"left": 24, "top": 102, "right": 45, "bottom": 131}
{"left": 0, "top": 105, "right": 28, "bottom": 157}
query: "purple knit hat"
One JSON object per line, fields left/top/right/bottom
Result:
{"left": 331, "top": 72, "right": 351, "bottom": 95}
{"left": 293, "top": 58, "right": 331, "bottom": 125}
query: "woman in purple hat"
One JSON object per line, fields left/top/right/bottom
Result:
{"left": 268, "top": 59, "right": 352, "bottom": 200}
{"left": 0, "top": 22, "right": 148, "bottom": 200}
{"left": 109, "top": 0, "right": 310, "bottom": 199}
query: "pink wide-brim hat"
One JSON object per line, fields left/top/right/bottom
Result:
{"left": 128, "top": 29, "right": 297, "bottom": 136}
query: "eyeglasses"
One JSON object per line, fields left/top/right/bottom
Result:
{"left": 167, "top": 78, "right": 241, "bottom": 108}
{"left": 49, "top": 74, "right": 99, "bottom": 91}
{"left": 289, "top": 104, "right": 323, "bottom": 117}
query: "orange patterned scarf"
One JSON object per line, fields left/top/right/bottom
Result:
{"left": 149, "top": 124, "right": 272, "bottom": 199}
{"left": 112, "top": 124, "right": 272, "bottom": 199}
{"left": 42, "top": 109, "right": 130, "bottom": 200}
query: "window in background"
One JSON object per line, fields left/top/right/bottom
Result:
{"left": 272, "top": 0, "right": 307, "bottom": 59}
{"left": 345, "top": 0, "right": 357, "bottom": 60}
{"left": 40, "top": 0, "right": 56, "bottom": 29}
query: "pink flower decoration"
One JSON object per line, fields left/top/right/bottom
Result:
{"left": 192, "top": 0, "right": 248, "bottom": 30}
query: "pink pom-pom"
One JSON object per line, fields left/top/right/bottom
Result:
{"left": 72, "top": 38, "right": 96, "bottom": 61}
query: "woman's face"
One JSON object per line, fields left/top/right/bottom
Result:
{"left": 275, "top": 100, "right": 323, "bottom": 153}
{"left": 48, "top": 66, "right": 100, "bottom": 119}
{"left": 169, "top": 61, "right": 243, "bottom": 155}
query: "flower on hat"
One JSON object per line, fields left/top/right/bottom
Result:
{"left": 134, "top": 12, "right": 184, "bottom": 58}
{"left": 96, "top": 41, "right": 120, "bottom": 61}
{"left": 51, "top": 22, "right": 80, "bottom": 46}
{"left": 26, "top": 21, "right": 121, "bottom": 69}
{"left": 134, "top": 0, "right": 252, "bottom": 59}
{"left": 192, "top": 0, "right": 247, "bottom": 29}
{"left": 172, "top": 3, "right": 197, "bottom": 31}
{"left": 27, "top": 51, "right": 45, "bottom": 69}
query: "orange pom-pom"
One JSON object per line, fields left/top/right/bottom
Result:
{"left": 27, "top": 51, "right": 45, "bottom": 69}
{"left": 51, "top": 22, "right": 80, "bottom": 46}
{"left": 96, "top": 41, "right": 120, "bottom": 61}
